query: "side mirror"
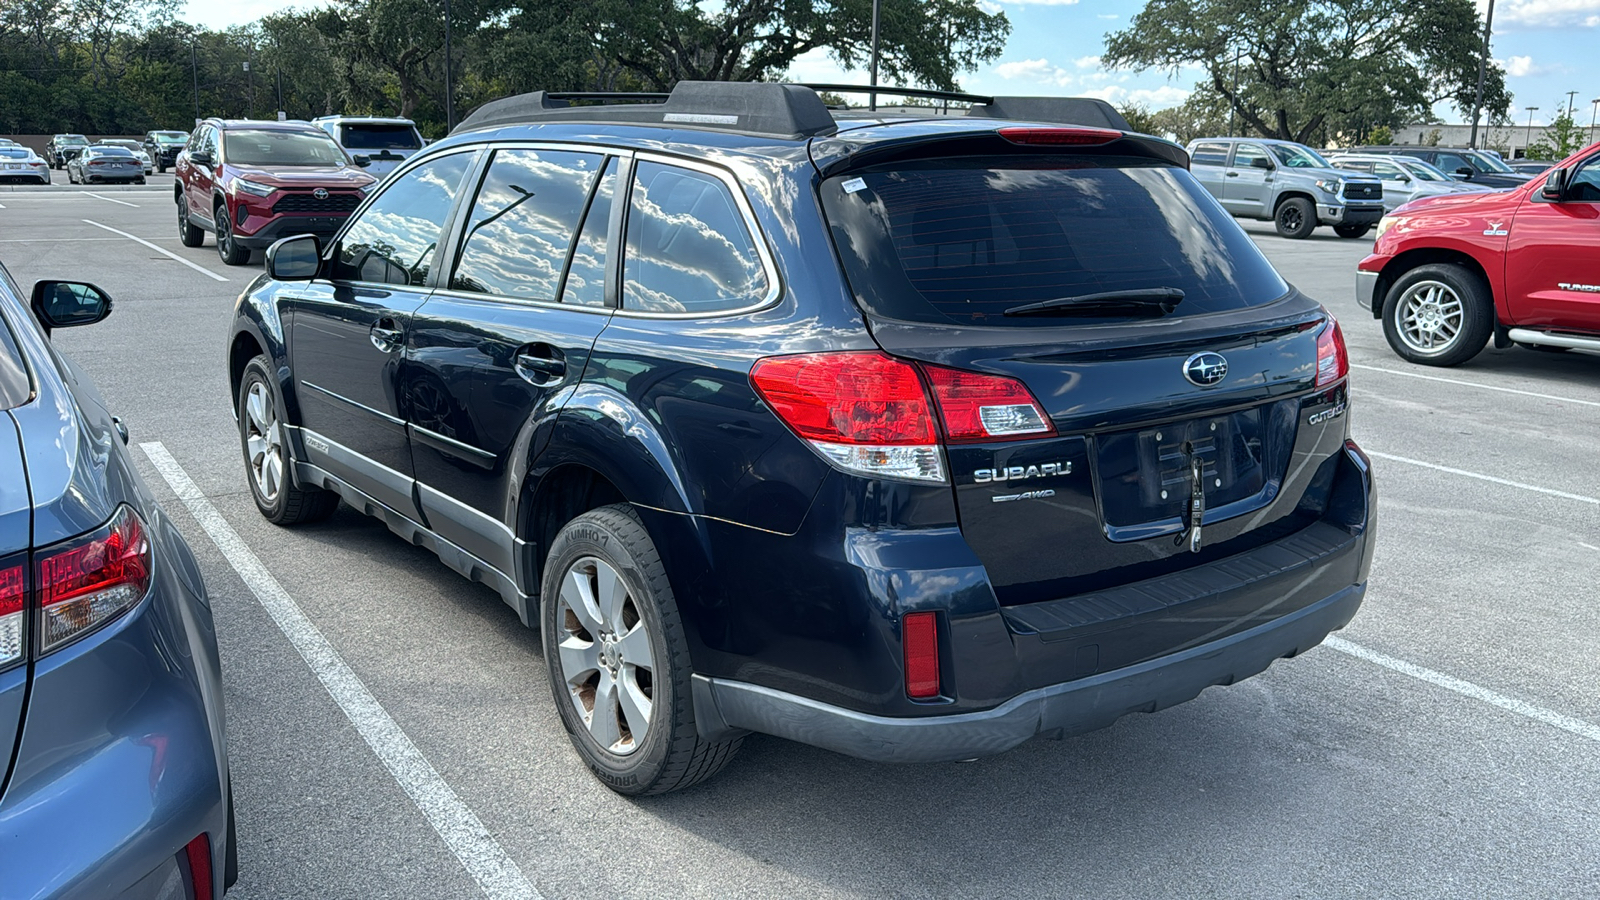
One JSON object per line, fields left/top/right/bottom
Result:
{"left": 353, "top": 154, "right": 372, "bottom": 168}
{"left": 189, "top": 150, "right": 213, "bottom": 166}
{"left": 1454, "top": 167, "right": 1473, "bottom": 179}
{"left": 1250, "top": 157, "right": 1273, "bottom": 170}
{"left": 31, "top": 281, "right": 112, "bottom": 335}
{"left": 266, "top": 235, "right": 322, "bottom": 280}
{"left": 1395, "top": 174, "right": 1411, "bottom": 183}
{"left": 1541, "top": 168, "right": 1566, "bottom": 201}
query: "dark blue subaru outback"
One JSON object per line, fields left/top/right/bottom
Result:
{"left": 227, "top": 83, "right": 1375, "bottom": 795}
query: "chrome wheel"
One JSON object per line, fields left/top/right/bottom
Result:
{"left": 244, "top": 381, "right": 284, "bottom": 503}
{"left": 554, "top": 556, "right": 655, "bottom": 756}
{"left": 1396, "top": 280, "right": 1464, "bottom": 355}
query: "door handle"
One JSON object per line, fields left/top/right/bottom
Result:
{"left": 1225, "top": 172, "right": 1239, "bottom": 177}
{"left": 514, "top": 346, "right": 567, "bottom": 386}
{"left": 369, "top": 318, "right": 404, "bottom": 352}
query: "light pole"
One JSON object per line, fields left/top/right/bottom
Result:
{"left": 1523, "top": 106, "right": 1538, "bottom": 158}
{"left": 868, "top": 0, "right": 880, "bottom": 111}
{"left": 1566, "top": 91, "right": 1578, "bottom": 118}
{"left": 444, "top": 0, "right": 454, "bottom": 130}
{"left": 1591, "top": 98, "right": 1599, "bottom": 145}
{"left": 1467, "top": 0, "right": 1496, "bottom": 149}
{"left": 191, "top": 42, "right": 200, "bottom": 125}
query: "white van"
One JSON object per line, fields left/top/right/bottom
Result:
{"left": 312, "top": 116, "right": 426, "bottom": 178}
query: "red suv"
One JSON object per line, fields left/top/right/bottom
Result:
{"left": 1356, "top": 141, "right": 1600, "bottom": 366}
{"left": 175, "top": 119, "right": 377, "bottom": 265}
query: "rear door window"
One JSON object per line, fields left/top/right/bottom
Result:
{"left": 1231, "top": 144, "right": 1272, "bottom": 170}
{"left": 820, "top": 157, "right": 1290, "bottom": 327}
{"left": 448, "top": 148, "right": 605, "bottom": 301}
{"left": 1190, "top": 142, "right": 1230, "bottom": 166}
{"left": 622, "top": 161, "right": 769, "bottom": 314}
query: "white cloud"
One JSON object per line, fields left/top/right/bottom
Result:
{"left": 1495, "top": 0, "right": 1600, "bottom": 27}
{"left": 1079, "top": 85, "right": 1193, "bottom": 108}
{"left": 1497, "top": 55, "right": 1569, "bottom": 77}
{"left": 1074, "top": 55, "right": 1101, "bottom": 69}
{"left": 994, "top": 58, "right": 1075, "bottom": 87}
{"left": 1097, "top": 13, "right": 1119, "bottom": 18}
{"left": 783, "top": 47, "right": 862, "bottom": 84}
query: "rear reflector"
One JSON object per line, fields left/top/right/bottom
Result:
{"left": 1316, "top": 318, "right": 1350, "bottom": 388}
{"left": 36, "top": 505, "right": 151, "bottom": 653}
{"left": 0, "top": 559, "right": 23, "bottom": 669}
{"left": 998, "top": 126, "right": 1122, "bottom": 146}
{"left": 922, "top": 365, "right": 1056, "bottom": 443}
{"left": 185, "top": 833, "right": 214, "bottom": 900}
{"left": 751, "top": 352, "right": 944, "bottom": 482}
{"left": 903, "top": 612, "right": 941, "bottom": 699}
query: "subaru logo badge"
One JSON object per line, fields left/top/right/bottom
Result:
{"left": 1183, "top": 352, "right": 1228, "bottom": 387}
{"left": 313, "top": 188, "right": 329, "bottom": 200}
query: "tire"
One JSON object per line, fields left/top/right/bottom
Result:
{"left": 216, "top": 203, "right": 251, "bottom": 265}
{"left": 237, "top": 356, "right": 339, "bottom": 525}
{"left": 157, "top": 162, "right": 166, "bottom": 174}
{"left": 178, "top": 200, "right": 204, "bottom": 247}
{"left": 135, "top": 176, "right": 146, "bottom": 185}
{"left": 1380, "top": 264, "right": 1494, "bottom": 366}
{"left": 1274, "top": 197, "right": 1318, "bottom": 239}
{"left": 541, "top": 504, "right": 741, "bottom": 796}
{"left": 1334, "top": 223, "right": 1372, "bottom": 239}
{"left": 67, "top": 168, "right": 76, "bottom": 185}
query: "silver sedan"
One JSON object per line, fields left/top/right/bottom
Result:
{"left": 1328, "top": 154, "right": 1495, "bottom": 211}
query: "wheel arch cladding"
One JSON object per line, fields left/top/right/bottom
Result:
{"left": 1274, "top": 190, "right": 1316, "bottom": 214}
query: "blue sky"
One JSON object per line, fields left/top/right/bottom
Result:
{"left": 185, "top": 0, "right": 1599, "bottom": 126}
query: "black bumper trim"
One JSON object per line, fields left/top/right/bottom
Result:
{"left": 693, "top": 583, "right": 1363, "bottom": 762}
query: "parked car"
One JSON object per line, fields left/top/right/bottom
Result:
{"left": 46, "top": 134, "right": 89, "bottom": 169}
{"left": 96, "top": 138, "right": 155, "bottom": 174}
{"left": 1188, "top": 137, "right": 1385, "bottom": 238}
{"left": 229, "top": 82, "right": 1375, "bottom": 795}
{"left": 1344, "top": 146, "right": 1531, "bottom": 189}
{"left": 1507, "top": 159, "right": 1555, "bottom": 176}
{"left": 1327, "top": 153, "right": 1494, "bottom": 211}
{"left": 175, "top": 118, "right": 378, "bottom": 265}
{"left": 67, "top": 145, "right": 146, "bottom": 185}
{"left": 143, "top": 129, "right": 190, "bottom": 173}
{"left": 312, "top": 115, "right": 425, "bottom": 178}
{"left": 1357, "top": 140, "right": 1600, "bottom": 365}
{"left": 0, "top": 145, "right": 51, "bottom": 185}
{"left": 0, "top": 260, "right": 235, "bottom": 898}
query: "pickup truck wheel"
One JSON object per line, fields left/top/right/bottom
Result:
{"left": 237, "top": 356, "right": 339, "bottom": 524}
{"left": 177, "top": 202, "right": 204, "bottom": 247}
{"left": 542, "top": 504, "right": 742, "bottom": 796}
{"left": 1274, "top": 197, "right": 1317, "bottom": 239}
{"left": 1334, "top": 223, "right": 1372, "bottom": 239}
{"left": 215, "top": 205, "right": 251, "bottom": 265}
{"left": 1381, "top": 264, "right": 1493, "bottom": 366}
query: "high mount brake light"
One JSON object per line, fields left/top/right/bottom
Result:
{"left": 36, "top": 505, "right": 152, "bottom": 653}
{"left": 998, "top": 126, "right": 1122, "bottom": 146}
{"left": 750, "top": 352, "right": 1058, "bottom": 481}
{"left": 1316, "top": 318, "right": 1350, "bottom": 388}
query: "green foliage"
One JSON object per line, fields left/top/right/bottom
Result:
{"left": 0, "top": 0, "right": 1009, "bottom": 137}
{"left": 1525, "top": 100, "right": 1589, "bottom": 161}
{"left": 1102, "top": 0, "right": 1510, "bottom": 145}
{"left": 1369, "top": 125, "right": 1393, "bottom": 145}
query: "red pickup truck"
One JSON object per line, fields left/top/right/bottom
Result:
{"left": 1356, "top": 141, "right": 1600, "bottom": 366}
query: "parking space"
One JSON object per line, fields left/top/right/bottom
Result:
{"left": 4, "top": 193, "right": 1598, "bottom": 898}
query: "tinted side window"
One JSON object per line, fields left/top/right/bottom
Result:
{"left": 1373, "top": 162, "right": 1404, "bottom": 179}
{"left": 623, "top": 161, "right": 768, "bottom": 314}
{"left": 450, "top": 149, "right": 604, "bottom": 301}
{"left": 1190, "top": 142, "right": 1230, "bottom": 166}
{"left": 560, "top": 158, "right": 618, "bottom": 308}
{"left": 1435, "top": 153, "right": 1470, "bottom": 173}
{"left": 334, "top": 152, "right": 473, "bottom": 286}
{"left": 1567, "top": 157, "right": 1600, "bottom": 202}
{"left": 1232, "top": 144, "right": 1272, "bottom": 169}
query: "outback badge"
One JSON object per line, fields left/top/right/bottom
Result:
{"left": 1183, "top": 351, "right": 1228, "bottom": 387}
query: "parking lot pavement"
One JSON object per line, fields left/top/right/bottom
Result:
{"left": 5, "top": 196, "right": 1598, "bottom": 898}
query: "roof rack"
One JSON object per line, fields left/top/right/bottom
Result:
{"left": 452, "top": 81, "right": 1132, "bottom": 140}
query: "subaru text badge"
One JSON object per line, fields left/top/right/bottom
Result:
{"left": 1183, "top": 352, "right": 1228, "bottom": 387}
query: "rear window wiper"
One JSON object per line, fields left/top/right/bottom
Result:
{"left": 1003, "top": 288, "right": 1186, "bottom": 318}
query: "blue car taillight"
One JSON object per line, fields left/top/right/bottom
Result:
{"left": 0, "top": 556, "right": 23, "bottom": 669}
{"left": 35, "top": 505, "right": 152, "bottom": 654}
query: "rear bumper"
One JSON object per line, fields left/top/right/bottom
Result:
{"left": 696, "top": 582, "right": 1364, "bottom": 762}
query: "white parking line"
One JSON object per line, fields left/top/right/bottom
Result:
{"left": 82, "top": 219, "right": 229, "bottom": 282}
{"left": 83, "top": 191, "right": 139, "bottom": 208}
{"left": 1324, "top": 636, "right": 1600, "bottom": 744}
{"left": 1353, "top": 363, "right": 1600, "bottom": 409}
{"left": 1367, "top": 450, "right": 1599, "bottom": 505}
{"left": 138, "top": 442, "right": 542, "bottom": 900}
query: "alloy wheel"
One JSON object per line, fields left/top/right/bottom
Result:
{"left": 554, "top": 556, "right": 655, "bottom": 756}
{"left": 1396, "top": 280, "right": 1464, "bottom": 355}
{"left": 244, "top": 381, "right": 284, "bottom": 503}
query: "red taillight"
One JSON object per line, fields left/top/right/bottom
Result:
{"left": 903, "top": 611, "right": 941, "bottom": 699}
{"left": 0, "top": 559, "right": 23, "bottom": 669}
{"left": 922, "top": 365, "right": 1056, "bottom": 443}
{"left": 998, "top": 126, "right": 1122, "bottom": 146}
{"left": 35, "top": 505, "right": 151, "bottom": 653}
{"left": 184, "top": 833, "right": 214, "bottom": 900}
{"left": 750, "top": 352, "right": 944, "bottom": 482}
{"left": 1316, "top": 319, "right": 1349, "bottom": 388}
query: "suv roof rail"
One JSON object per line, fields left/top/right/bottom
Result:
{"left": 454, "top": 81, "right": 838, "bottom": 140}
{"left": 797, "top": 83, "right": 994, "bottom": 106}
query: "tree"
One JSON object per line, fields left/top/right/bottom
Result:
{"left": 1525, "top": 101, "right": 1588, "bottom": 160}
{"left": 1102, "top": 0, "right": 1511, "bottom": 145}
{"left": 1369, "top": 125, "right": 1393, "bottom": 145}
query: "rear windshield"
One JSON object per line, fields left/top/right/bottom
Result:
{"left": 821, "top": 157, "right": 1289, "bottom": 327}
{"left": 339, "top": 124, "right": 421, "bottom": 150}
{"left": 89, "top": 148, "right": 136, "bottom": 158}
{"left": 0, "top": 149, "right": 30, "bottom": 159}
{"left": 224, "top": 130, "right": 348, "bottom": 167}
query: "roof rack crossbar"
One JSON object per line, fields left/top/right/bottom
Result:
{"left": 798, "top": 83, "right": 995, "bottom": 106}
{"left": 542, "top": 92, "right": 671, "bottom": 104}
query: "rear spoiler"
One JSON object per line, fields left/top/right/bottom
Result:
{"left": 810, "top": 123, "right": 1189, "bottom": 178}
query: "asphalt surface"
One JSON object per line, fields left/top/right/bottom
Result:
{"left": 3, "top": 188, "right": 1597, "bottom": 899}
